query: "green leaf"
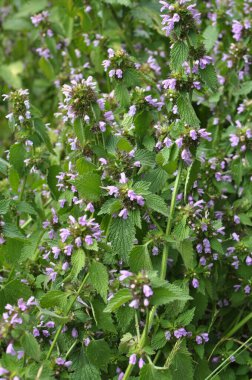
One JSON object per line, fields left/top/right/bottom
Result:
{"left": 203, "top": 25, "right": 219, "bottom": 51}
{"left": 135, "top": 149, "right": 156, "bottom": 167}
{"left": 92, "top": 299, "right": 116, "bottom": 333}
{"left": 70, "top": 348, "right": 101, "bottom": 380}
{"left": 171, "top": 41, "right": 189, "bottom": 70}
{"left": 21, "top": 332, "right": 41, "bottom": 361}
{"left": 116, "top": 306, "right": 134, "bottom": 332}
{"left": 145, "top": 194, "right": 168, "bottom": 216}
{"left": 109, "top": 216, "right": 136, "bottom": 261}
{"left": 16, "top": 201, "right": 37, "bottom": 215}
{"left": 40, "top": 290, "right": 70, "bottom": 309}
{"left": 3, "top": 222, "right": 26, "bottom": 240}
{"left": 144, "top": 168, "right": 169, "bottom": 193}
{"left": 87, "top": 340, "right": 111, "bottom": 372}
{"left": 140, "top": 364, "right": 172, "bottom": 380}
{"left": 151, "top": 331, "right": 167, "bottom": 350}
{"left": 184, "top": 160, "right": 200, "bottom": 201}
{"left": 76, "top": 157, "right": 96, "bottom": 174}
{"left": 117, "top": 137, "right": 133, "bottom": 152}
{"left": 70, "top": 249, "right": 86, "bottom": 279}
{"left": 16, "top": 0, "right": 48, "bottom": 17}
{"left": 176, "top": 308, "right": 195, "bottom": 326}
{"left": 129, "top": 245, "right": 153, "bottom": 272}
{"left": 170, "top": 345, "right": 193, "bottom": 380}
{"left": 237, "top": 81, "right": 252, "bottom": 95}
{"left": 0, "top": 199, "right": 10, "bottom": 215}
{"left": 9, "top": 143, "right": 26, "bottom": 176}
{"left": 9, "top": 167, "right": 20, "bottom": 193}
{"left": 115, "top": 83, "right": 130, "bottom": 107}
{"left": 151, "top": 284, "right": 192, "bottom": 306}
{"left": 89, "top": 261, "right": 108, "bottom": 302}
{"left": 177, "top": 94, "right": 200, "bottom": 127}
{"left": 0, "top": 62, "right": 23, "bottom": 88}
{"left": 176, "top": 240, "right": 196, "bottom": 269}
{"left": 98, "top": 199, "right": 123, "bottom": 215}
{"left": 20, "top": 231, "right": 44, "bottom": 262}
{"left": 74, "top": 119, "right": 86, "bottom": 146}
{"left": 39, "top": 57, "right": 55, "bottom": 80}
{"left": 199, "top": 64, "right": 218, "bottom": 91}
{"left": 47, "top": 165, "right": 61, "bottom": 200}
{"left": 34, "top": 119, "right": 54, "bottom": 153}
{"left": 104, "top": 289, "right": 132, "bottom": 313}
{"left": 75, "top": 173, "right": 102, "bottom": 201}
{"left": 0, "top": 280, "right": 32, "bottom": 313}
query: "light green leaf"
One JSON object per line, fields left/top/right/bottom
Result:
{"left": 109, "top": 216, "right": 136, "bottom": 261}
{"left": 89, "top": 261, "right": 108, "bottom": 302}
{"left": 151, "top": 284, "right": 192, "bottom": 306}
{"left": 177, "top": 94, "right": 200, "bottom": 127}
{"left": 199, "top": 64, "right": 218, "bottom": 91}
{"left": 75, "top": 173, "right": 102, "bottom": 201}
{"left": 171, "top": 40, "right": 189, "bottom": 70}
{"left": 145, "top": 194, "right": 168, "bottom": 216}
{"left": 104, "top": 289, "right": 132, "bottom": 313}
{"left": 87, "top": 340, "right": 111, "bottom": 372}
{"left": 129, "top": 245, "right": 153, "bottom": 272}
{"left": 21, "top": 332, "right": 41, "bottom": 361}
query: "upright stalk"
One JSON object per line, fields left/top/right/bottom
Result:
{"left": 46, "top": 272, "right": 89, "bottom": 360}
{"left": 123, "top": 160, "right": 183, "bottom": 380}
{"left": 160, "top": 159, "right": 183, "bottom": 280}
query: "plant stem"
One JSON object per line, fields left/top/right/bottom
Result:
{"left": 160, "top": 160, "right": 183, "bottom": 280}
{"left": 46, "top": 272, "right": 89, "bottom": 360}
{"left": 123, "top": 161, "right": 183, "bottom": 379}
{"left": 205, "top": 336, "right": 252, "bottom": 380}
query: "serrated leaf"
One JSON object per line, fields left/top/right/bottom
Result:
{"left": 140, "top": 364, "right": 172, "bottom": 380}
{"left": 184, "top": 160, "right": 200, "bottom": 201}
{"left": 176, "top": 308, "right": 195, "bottom": 326}
{"left": 104, "top": 289, "right": 132, "bottom": 313}
{"left": 203, "top": 25, "right": 219, "bottom": 51}
{"left": 177, "top": 94, "right": 200, "bottom": 127}
{"left": 70, "top": 348, "right": 101, "bottom": 380}
{"left": 40, "top": 290, "right": 70, "bottom": 309}
{"left": 89, "top": 261, "right": 108, "bottom": 302}
{"left": 98, "top": 199, "right": 123, "bottom": 215}
{"left": 109, "top": 216, "right": 136, "bottom": 261}
{"left": 76, "top": 157, "right": 96, "bottom": 174}
{"left": 16, "top": 201, "right": 37, "bottom": 215}
{"left": 199, "top": 64, "right": 218, "bottom": 91}
{"left": 9, "top": 143, "right": 26, "bottom": 176}
{"left": 115, "top": 83, "right": 130, "bottom": 107}
{"left": 170, "top": 345, "right": 193, "bottom": 380}
{"left": 144, "top": 168, "right": 169, "bottom": 193}
{"left": 0, "top": 280, "right": 32, "bottom": 313}
{"left": 39, "top": 57, "right": 55, "bottom": 80}
{"left": 92, "top": 299, "right": 116, "bottom": 333}
{"left": 129, "top": 245, "right": 153, "bottom": 272}
{"left": 151, "top": 331, "right": 167, "bottom": 350}
{"left": 34, "top": 119, "right": 54, "bottom": 153}
{"left": 87, "top": 340, "right": 111, "bottom": 372}
{"left": 21, "top": 332, "right": 41, "bottom": 361}
{"left": 135, "top": 149, "right": 156, "bottom": 167}
{"left": 151, "top": 284, "right": 192, "bottom": 306}
{"left": 70, "top": 249, "right": 86, "bottom": 279}
{"left": 75, "top": 173, "right": 102, "bottom": 201}
{"left": 3, "top": 222, "right": 26, "bottom": 240}
{"left": 171, "top": 41, "right": 189, "bottom": 70}
{"left": 0, "top": 199, "right": 10, "bottom": 214}
{"left": 47, "top": 165, "right": 61, "bottom": 200}
{"left": 116, "top": 306, "right": 134, "bottom": 332}
{"left": 176, "top": 239, "right": 196, "bottom": 269}
{"left": 20, "top": 230, "right": 44, "bottom": 262}
{"left": 237, "top": 81, "right": 252, "bottom": 95}
{"left": 145, "top": 194, "right": 168, "bottom": 216}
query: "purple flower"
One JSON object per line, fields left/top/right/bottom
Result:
{"left": 143, "top": 284, "right": 153, "bottom": 298}
{"left": 244, "top": 285, "right": 251, "bottom": 294}
{"left": 232, "top": 20, "right": 243, "bottom": 41}
{"left": 84, "top": 337, "right": 91, "bottom": 346}
{"left": 192, "top": 278, "right": 199, "bottom": 288}
{"left": 138, "top": 358, "right": 145, "bottom": 368}
{"left": 129, "top": 354, "right": 137, "bottom": 365}
{"left": 129, "top": 299, "right": 139, "bottom": 309}
{"left": 229, "top": 134, "right": 239, "bottom": 147}
{"left": 162, "top": 78, "right": 176, "bottom": 90}
{"left": 175, "top": 137, "right": 183, "bottom": 148}
{"left": 164, "top": 137, "right": 172, "bottom": 147}
{"left": 128, "top": 105, "right": 136, "bottom": 116}
{"left": 245, "top": 256, "right": 252, "bottom": 266}
{"left": 6, "top": 343, "right": 16, "bottom": 356}
{"left": 72, "top": 328, "right": 78, "bottom": 338}
{"left": 0, "top": 367, "right": 9, "bottom": 375}
{"left": 174, "top": 328, "right": 187, "bottom": 339}
{"left": 60, "top": 228, "right": 71, "bottom": 242}
{"left": 190, "top": 130, "right": 198, "bottom": 140}
{"left": 118, "top": 208, "right": 129, "bottom": 220}
{"left": 119, "top": 270, "right": 133, "bottom": 281}
{"left": 181, "top": 149, "right": 192, "bottom": 165}
{"left": 165, "top": 331, "right": 171, "bottom": 340}
{"left": 85, "top": 235, "right": 93, "bottom": 245}
{"left": 33, "top": 328, "right": 40, "bottom": 337}
{"left": 196, "top": 335, "right": 203, "bottom": 344}
{"left": 198, "top": 129, "right": 212, "bottom": 141}
{"left": 234, "top": 215, "right": 240, "bottom": 224}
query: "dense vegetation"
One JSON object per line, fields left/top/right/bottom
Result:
{"left": 0, "top": 0, "right": 252, "bottom": 379}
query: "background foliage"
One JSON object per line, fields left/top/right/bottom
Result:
{"left": 0, "top": 0, "right": 252, "bottom": 379}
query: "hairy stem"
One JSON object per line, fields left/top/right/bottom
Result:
{"left": 46, "top": 273, "right": 89, "bottom": 360}
{"left": 123, "top": 161, "right": 183, "bottom": 379}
